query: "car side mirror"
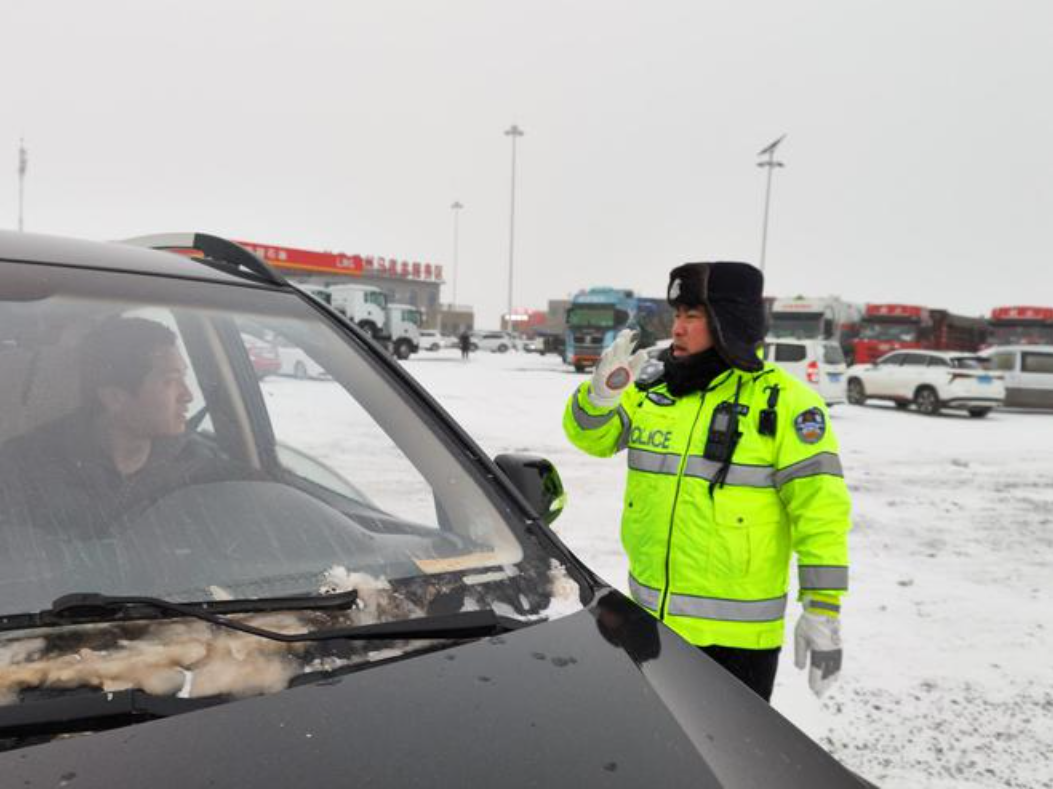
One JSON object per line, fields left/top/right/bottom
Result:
{"left": 493, "top": 454, "right": 566, "bottom": 526}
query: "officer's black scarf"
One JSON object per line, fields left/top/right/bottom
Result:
{"left": 661, "top": 347, "right": 730, "bottom": 397}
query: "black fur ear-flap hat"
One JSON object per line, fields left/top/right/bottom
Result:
{"left": 667, "top": 261, "right": 766, "bottom": 372}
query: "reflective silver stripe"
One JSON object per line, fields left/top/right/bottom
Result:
{"left": 571, "top": 396, "right": 617, "bottom": 430}
{"left": 627, "top": 449, "right": 680, "bottom": 475}
{"left": 799, "top": 565, "right": 849, "bottom": 590}
{"left": 667, "top": 593, "right": 787, "bottom": 622}
{"left": 614, "top": 407, "right": 632, "bottom": 452}
{"left": 682, "top": 456, "right": 775, "bottom": 488}
{"left": 806, "top": 598, "right": 841, "bottom": 614}
{"left": 628, "top": 575, "right": 661, "bottom": 611}
{"left": 773, "top": 452, "right": 844, "bottom": 488}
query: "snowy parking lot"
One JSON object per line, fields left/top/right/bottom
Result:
{"left": 404, "top": 349, "right": 1052, "bottom": 789}
{"left": 266, "top": 348, "right": 1052, "bottom": 788}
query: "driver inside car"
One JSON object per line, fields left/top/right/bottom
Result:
{"left": 3, "top": 316, "right": 230, "bottom": 533}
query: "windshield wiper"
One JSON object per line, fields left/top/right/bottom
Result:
{"left": 0, "top": 592, "right": 531, "bottom": 643}
{"left": 0, "top": 590, "right": 360, "bottom": 636}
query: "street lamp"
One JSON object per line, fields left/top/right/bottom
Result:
{"left": 18, "top": 138, "right": 28, "bottom": 232}
{"left": 504, "top": 124, "right": 524, "bottom": 331}
{"left": 450, "top": 201, "right": 464, "bottom": 306}
{"left": 756, "top": 134, "right": 786, "bottom": 274}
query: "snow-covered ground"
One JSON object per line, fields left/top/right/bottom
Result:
{"left": 384, "top": 348, "right": 1053, "bottom": 789}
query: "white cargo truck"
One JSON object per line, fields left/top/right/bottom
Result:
{"left": 386, "top": 303, "right": 422, "bottom": 360}
{"left": 769, "top": 296, "right": 863, "bottom": 364}
{"left": 327, "top": 283, "right": 390, "bottom": 340}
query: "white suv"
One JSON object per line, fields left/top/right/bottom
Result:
{"left": 474, "top": 331, "right": 517, "bottom": 353}
{"left": 846, "top": 350, "right": 1005, "bottom": 417}
{"left": 419, "top": 330, "right": 443, "bottom": 351}
{"left": 764, "top": 338, "right": 847, "bottom": 406}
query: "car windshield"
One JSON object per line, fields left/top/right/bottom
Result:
{"left": 0, "top": 261, "right": 581, "bottom": 684}
{"left": 567, "top": 306, "right": 616, "bottom": 328}
{"left": 769, "top": 313, "right": 823, "bottom": 339}
{"left": 989, "top": 324, "right": 1053, "bottom": 345}
{"left": 859, "top": 320, "right": 918, "bottom": 341}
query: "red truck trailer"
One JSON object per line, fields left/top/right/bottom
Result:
{"left": 853, "top": 303, "right": 988, "bottom": 364}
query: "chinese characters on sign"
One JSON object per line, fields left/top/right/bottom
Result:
{"left": 236, "top": 240, "right": 443, "bottom": 281}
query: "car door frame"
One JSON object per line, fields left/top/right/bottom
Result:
{"left": 866, "top": 351, "right": 905, "bottom": 397}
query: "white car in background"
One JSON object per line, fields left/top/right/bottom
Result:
{"left": 846, "top": 350, "right": 1005, "bottom": 417}
{"left": 764, "top": 338, "right": 847, "bottom": 406}
{"left": 419, "top": 330, "right": 443, "bottom": 351}
{"left": 474, "top": 331, "right": 517, "bottom": 353}
{"left": 274, "top": 339, "right": 327, "bottom": 379}
{"left": 980, "top": 345, "right": 1053, "bottom": 409}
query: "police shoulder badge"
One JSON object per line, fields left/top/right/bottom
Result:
{"left": 793, "top": 408, "right": 826, "bottom": 444}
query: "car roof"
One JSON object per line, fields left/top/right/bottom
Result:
{"left": 883, "top": 349, "right": 982, "bottom": 359}
{"left": 764, "top": 337, "right": 835, "bottom": 345}
{"left": 981, "top": 344, "right": 1053, "bottom": 353}
{"left": 328, "top": 282, "right": 378, "bottom": 290}
{"left": 0, "top": 229, "right": 257, "bottom": 287}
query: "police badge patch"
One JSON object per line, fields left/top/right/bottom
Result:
{"left": 793, "top": 408, "right": 826, "bottom": 444}
{"left": 668, "top": 277, "right": 682, "bottom": 301}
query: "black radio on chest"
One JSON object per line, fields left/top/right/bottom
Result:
{"left": 703, "top": 401, "right": 739, "bottom": 462}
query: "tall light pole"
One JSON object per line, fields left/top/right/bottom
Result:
{"left": 450, "top": 201, "right": 463, "bottom": 305}
{"left": 18, "top": 138, "right": 28, "bottom": 232}
{"left": 756, "top": 134, "right": 786, "bottom": 274}
{"left": 504, "top": 124, "right": 524, "bottom": 331}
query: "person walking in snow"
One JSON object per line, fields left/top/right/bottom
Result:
{"left": 458, "top": 330, "right": 472, "bottom": 360}
{"left": 563, "top": 261, "right": 851, "bottom": 702}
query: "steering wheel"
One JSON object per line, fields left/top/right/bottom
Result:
{"left": 110, "top": 456, "right": 263, "bottom": 530}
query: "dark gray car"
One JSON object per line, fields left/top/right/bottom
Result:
{"left": 0, "top": 230, "right": 872, "bottom": 787}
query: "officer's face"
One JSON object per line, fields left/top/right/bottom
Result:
{"left": 671, "top": 306, "right": 713, "bottom": 357}
{"left": 100, "top": 346, "right": 194, "bottom": 438}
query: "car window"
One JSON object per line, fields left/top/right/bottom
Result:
{"left": 988, "top": 352, "right": 1016, "bottom": 372}
{"left": 878, "top": 353, "right": 905, "bottom": 366}
{"left": 901, "top": 354, "right": 928, "bottom": 366}
{"left": 0, "top": 262, "right": 571, "bottom": 623}
{"left": 950, "top": 356, "right": 989, "bottom": 370}
{"left": 927, "top": 356, "right": 951, "bottom": 367}
{"left": 235, "top": 319, "right": 440, "bottom": 528}
{"left": 1022, "top": 351, "right": 1053, "bottom": 374}
{"left": 822, "top": 343, "right": 845, "bottom": 365}
{"left": 773, "top": 343, "right": 807, "bottom": 363}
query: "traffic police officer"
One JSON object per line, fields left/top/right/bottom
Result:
{"left": 563, "top": 261, "right": 851, "bottom": 701}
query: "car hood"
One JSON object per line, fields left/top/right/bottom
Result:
{"left": 1, "top": 592, "right": 867, "bottom": 788}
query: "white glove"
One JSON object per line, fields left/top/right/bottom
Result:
{"left": 794, "top": 606, "right": 843, "bottom": 698}
{"left": 588, "top": 329, "right": 649, "bottom": 409}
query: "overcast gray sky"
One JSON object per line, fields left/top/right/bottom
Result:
{"left": 4, "top": 0, "right": 1051, "bottom": 327}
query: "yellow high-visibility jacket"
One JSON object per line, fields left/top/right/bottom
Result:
{"left": 563, "top": 363, "right": 851, "bottom": 649}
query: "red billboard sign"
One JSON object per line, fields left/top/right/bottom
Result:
{"left": 236, "top": 240, "right": 442, "bottom": 282}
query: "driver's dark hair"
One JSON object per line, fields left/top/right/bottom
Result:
{"left": 80, "top": 317, "right": 179, "bottom": 408}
